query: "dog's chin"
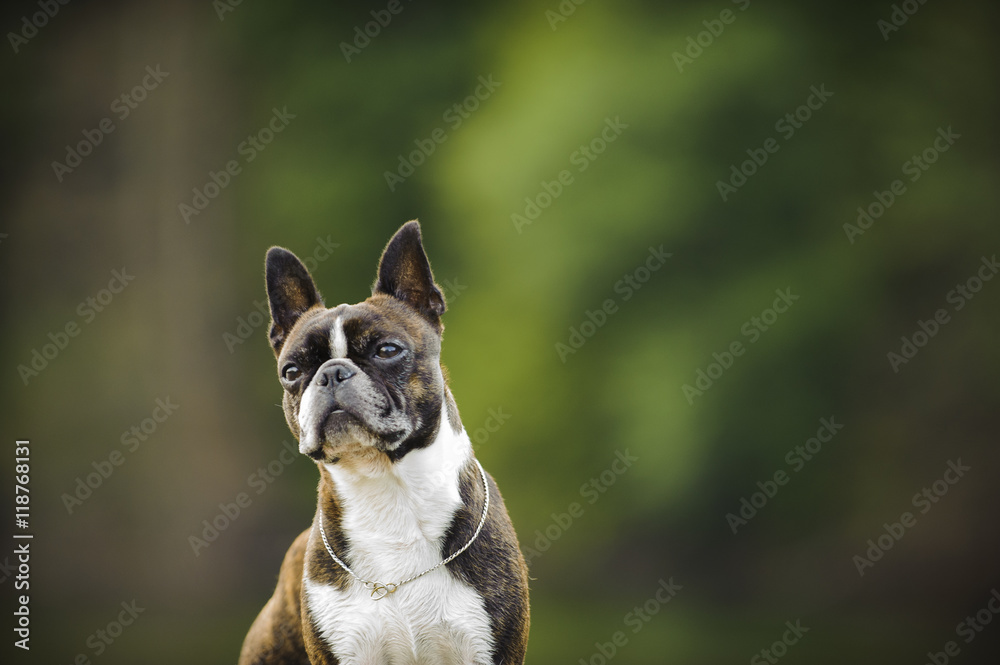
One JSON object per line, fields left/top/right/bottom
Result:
{"left": 306, "top": 440, "right": 369, "bottom": 463}
{"left": 303, "top": 411, "right": 387, "bottom": 463}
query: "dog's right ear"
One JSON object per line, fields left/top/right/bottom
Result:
{"left": 265, "top": 247, "right": 324, "bottom": 355}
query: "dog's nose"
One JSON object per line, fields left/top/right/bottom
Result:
{"left": 316, "top": 361, "right": 356, "bottom": 387}
{"left": 333, "top": 365, "right": 356, "bottom": 382}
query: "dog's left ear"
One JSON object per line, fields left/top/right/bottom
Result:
{"left": 265, "top": 246, "right": 324, "bottom": 355}
{"left": 373, "top": 220, "right": 446, "bottom": 325}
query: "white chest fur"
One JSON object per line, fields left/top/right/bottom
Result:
{"left": 304, "top": 421, "right": 494, "bottom": 664}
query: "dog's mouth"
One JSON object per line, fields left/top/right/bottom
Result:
{"left": 296, "top": 384, "right": 415, "bottom": 462}
{"left": 300, "top": 405, "right": 388, "bottom": 462}
{"left": 300, "top": 405, "right": 350, "bottom": 453}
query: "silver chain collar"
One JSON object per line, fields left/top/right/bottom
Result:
{"left": 317, "top": 458, "right": 491, "bottom": 601}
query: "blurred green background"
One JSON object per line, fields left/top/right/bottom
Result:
{"left": 2, "top": 0, "right": 999, "bottom": 663}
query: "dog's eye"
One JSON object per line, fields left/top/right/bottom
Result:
{"left": 375, "top": 343, "right": 401, "bottom": 359}
{"left": 282, "top": 365, "right": 301, "bottom": 382}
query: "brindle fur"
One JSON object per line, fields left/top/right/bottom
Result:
{"left": 238, "top": 221, "right": 530, "bottom": 664}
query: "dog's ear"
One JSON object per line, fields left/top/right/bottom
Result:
{"left": 372, "top": 220, "right": 446, "bottom": 325}
{"left": 265, "top": 246, "right": 324, "bottom": 355}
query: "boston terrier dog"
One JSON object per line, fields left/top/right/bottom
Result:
{"left": 239, "top": 221, "right": 530, "bottom": 664}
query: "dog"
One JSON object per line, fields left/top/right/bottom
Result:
{"left": 238, "top": 221, "right": 530, "bottom": 664}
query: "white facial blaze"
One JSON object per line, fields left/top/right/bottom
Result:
{"left": 298, "top": 315, "right": 346, "bottom": 454}
{"left": 331, "top": 315, "right": 347, "bottom": 359}
{"left": 298, "top": 383, "right": 326, "bottom": 455}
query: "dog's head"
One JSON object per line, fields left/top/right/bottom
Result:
{"left": 265, "top": 221, "right": 454, "bottom": 464}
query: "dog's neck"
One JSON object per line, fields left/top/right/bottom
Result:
{"left": 317, "top": 406, "right": 472, "bottom": 551}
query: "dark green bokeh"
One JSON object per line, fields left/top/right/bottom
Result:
{"left": 2, "top": 1, "right": 998, "bottom": 663}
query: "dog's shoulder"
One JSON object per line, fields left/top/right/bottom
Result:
{"left": 445, "top": 461, "right": 531, "bottom": 662}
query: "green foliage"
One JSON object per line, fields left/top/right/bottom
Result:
{"left": 3, "top": 0, "right": 999, "bottom": 663}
